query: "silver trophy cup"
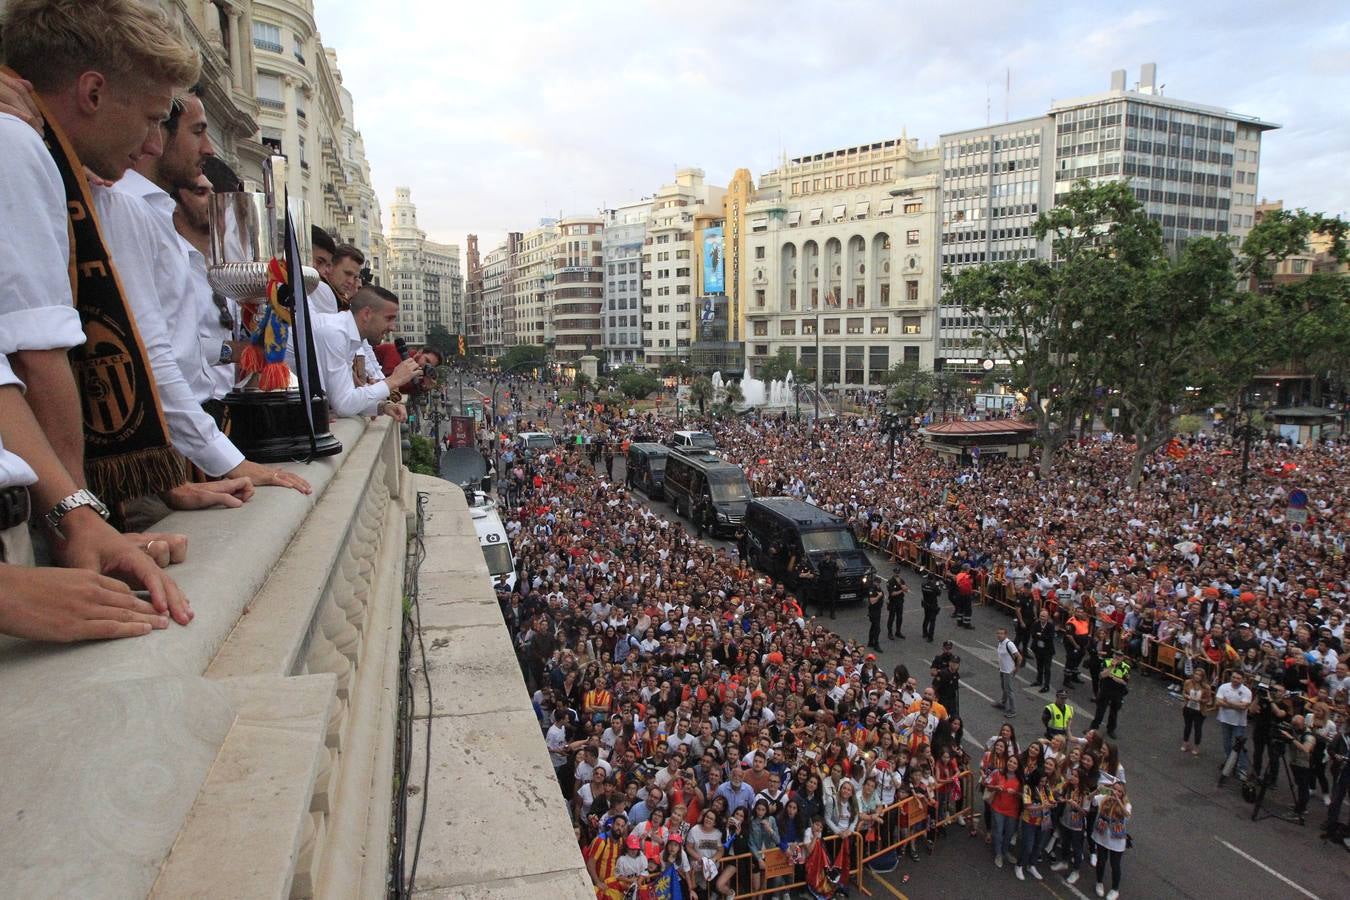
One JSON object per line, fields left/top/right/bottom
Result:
{"left": 204, "top": 154, "right": 341, "bottom": 462}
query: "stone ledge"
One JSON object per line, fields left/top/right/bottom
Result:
{"left": 402, "top": 477, "right": 589, "bottom": 898}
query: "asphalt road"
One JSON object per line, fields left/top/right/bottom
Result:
{"left": 450, "top": 377, "right": 1349, "bottom": 900}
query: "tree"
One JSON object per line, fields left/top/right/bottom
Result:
{"left": 407, "top": 434, "right": 437, "bottom": 476}
{"left": 719, "top": 379, "right": 744, "bottom": 415}
{"left": 573, "top": 371, "right": 592, "bottom": 403}
{"left": 689, "top": 376, "right": 712, "bottom": 416}
{"left": 1240, "top": 208, "right": 1350, "bottom": 404}
{"left": 1102, "top": 236, "right": 1250, "bottom": 486}
{"left": 945, "top": 180, "right": 1154, "bottom": 476}
{"left": 617, "top": 369, "right": 660, "bottom": 400}
{"left": 884, "top": 362, "right": 933, "bottom": 417}
{"left": 425, "top": 324, "right": 456, "bottom": 360}
{"left": 757, "top": 347, "right": 798, "bottom": 384}
{"left": 497, "top": 344, "right": 546, "bottom": 373}
{"left": 661, "top": 360, "right": 693, "bottom": 381}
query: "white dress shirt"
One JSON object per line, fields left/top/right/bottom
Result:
{"left": 185, "top": 248, "right": 236, "bottom": 400}
{"left": 300, "top": 283, "right": 379, "bottom": 381}
{"left": 0, "top": 356, "right": 39, "bottom": 490}
{"left": 313, "top": 312, "right": 390, "bottom": 418}
{"left": 0, "top": 114, "right": 86, "bottom": 356}
{"left": 112, "top": 169, "right": 223, "bottom": 403}
{"left": 92, "top": 186, "right": 245, "bottom": 477}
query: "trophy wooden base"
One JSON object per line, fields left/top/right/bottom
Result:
{"left": 225, "top": 389, "right": 343, "bottom": 463}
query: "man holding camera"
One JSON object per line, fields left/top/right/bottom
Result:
{"left": 1250, "top": 681, "right": 1291, "bottom": 784}
{"left": 1288, "top": 714, "right": 1317, "bottom": 822}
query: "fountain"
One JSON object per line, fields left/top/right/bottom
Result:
{"left": 741, "top": 376, "right": 767, "bottom": 407}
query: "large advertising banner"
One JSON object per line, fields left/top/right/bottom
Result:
{"left": 702, "top": 226, "right": 725, "bottom": 294}
{"left": 448, "top": 415, "right": 476, "bottom": 448}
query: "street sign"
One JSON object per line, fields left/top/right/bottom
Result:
{"left": 1288, "top": 489, "right": 1309, "bottom": 509}
{"left": 1287, "top": 507, "right": 1309, "bottom": 525}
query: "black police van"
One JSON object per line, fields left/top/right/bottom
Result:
{"left": 626, "top": 442, "right": 670, "bottom": 499}
{"left": 744, "top": 497, "right": 876, "bottom": 603}
{"left": 662, "top": 449, "right": 750, "bottom": 536}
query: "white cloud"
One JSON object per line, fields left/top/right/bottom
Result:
{"left": 315, "top": 0, "right": 1350, "bottom": 251}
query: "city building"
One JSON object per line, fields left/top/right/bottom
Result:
{"left": 160, "top": 1, "right": 267, "bottom": 182}
{"left": 382, "top": 187, "right": 462, "bottom": 345}
{"left": 250, "top": 1, "right": 378, "bottom": 249}
{"left": 601, "top": 201, "right": 651, "bottom": 368}
{"left": 549, "top": 216, "right": 606, "bottom": 361}
{"left": 464, "top": 234, "right": 484, "bottom": 355}
{"left": 722, "top": 168, "right": 756, "bottom": 344}
{"left": 333, "top": 56, "right": 383, "bottom": 258}
{"left": 937, "top": 64, "right": 1278, "bottom": 372}
{"left": 690, "top": 209, "right": 743, "bottom": 374}
{"left": 510, "top": 222, "right": 559, "bottom": 349}
{"left": 642, "top": 169, "right": 725, "bottom": 369}
{"left": 742, "top": 136, "right": 942, "bottom": 388}
{"left": 937, "top": 116, "right": 1055, "bottom": 371}
{"left": 481, "top": 237, "right": 517, "bottom": 358}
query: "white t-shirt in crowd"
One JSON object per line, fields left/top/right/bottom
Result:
{"left": 1215, "top": 682, "right": 1252, "bottom": 727}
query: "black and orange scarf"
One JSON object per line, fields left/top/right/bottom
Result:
{"left": 26, "top": 84, "right": 183, "bottom": 503}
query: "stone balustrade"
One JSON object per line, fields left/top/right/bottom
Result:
{"left": 0, "top": 418, "right": 406, "bottom": 899}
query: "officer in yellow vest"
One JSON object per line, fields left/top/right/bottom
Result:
{"left": 1042, "top": 688, "right": 1075, "bottom": 740}
{"left": 1089, "top": 650, "right": 1131, "bottom": 739}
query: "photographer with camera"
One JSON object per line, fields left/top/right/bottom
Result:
{"left": 1288, "top": 714, "right": 1317, "bottom": 823}
{"left": 1250, "top": 681, "right": 1292, "bottom": 785}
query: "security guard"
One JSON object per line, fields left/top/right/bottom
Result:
{"left": 1042, "top": 688, "right": 1075, "bottom": 740}
{"left": 1088, "top": 649, "right": 1131, "bottom": 739}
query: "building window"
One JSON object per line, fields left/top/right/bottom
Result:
{"left": 902, "top": 316, "right": 922, "bottom": 335}
{"left": 780, "top": 319, "right": 796, "bottom": 336}
{"left": 801, "top": 318, "right": 816, "bottom": 336}
{"left": 252, "top": 21, "right": 282, "bottom": 53}
{"left": 754, "top": 245, "right": 766, "bottom": 259}
{"left": 906, "top": 229, "right": 920, "bottom": 245}
{"left": 755, "top": 289, "right": 765, "bottom": 307}
{"left": 824, "top": 318, "right": 840, "bottom": 335}
{"left": 906, "top": 280, "right": 919, "bottom": 301}
{"left": 293, "top": 33, "right": 306, "bottom": 65}
{"left": 846, "top": 317, "right": 864, "bottom": 335}
{"left": 870, "top": 317, "right": 889, "bottom": 335}
{"left": 879, "top": 283, "right": 891, "bottom": 307}
{"left": 753, "top": 320, "right": 768, "bottom": 337}
{"left": 904, "top": 201, "right": 923, "bottom": 214}
{"left": 868, "top": 346, "right": 889, "bottom": 383}
{"left": 788, "top": 288, "right": 797, "bottom": 310}
{"left": 903, "top": 345, "right": 920, "bottom": 365}
{"left": 256, "top": 72, "right": 283, "bottom": 109}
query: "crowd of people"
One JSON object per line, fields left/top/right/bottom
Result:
{"left": 486, "top": 400, "right": 1349, "bottom": 898}
{"left": 0, "top": 1, "right": 440, "bottom": 643}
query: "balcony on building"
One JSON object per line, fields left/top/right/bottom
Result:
{"left": 0, "top": 418, "right": 591, "bottom": 898}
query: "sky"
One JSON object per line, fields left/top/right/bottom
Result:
{"left": 315, "top": 0, "right": 1350, "bottom": 252}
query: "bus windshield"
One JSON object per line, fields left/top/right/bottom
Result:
{"left": 481, "top": 543, "right": 514, "bottom": 576}
{"left": 801, "top": 530, "right": 859, "bottom": 554}
{"left": 708, "top": 475, "right": 750, "bottom": 504}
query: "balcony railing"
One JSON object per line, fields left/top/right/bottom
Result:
{"left": 253, "top": 38, "right": 283, "bottom": 53}
{"left": 257, "top": 97, "right": 286, "bottom": 110}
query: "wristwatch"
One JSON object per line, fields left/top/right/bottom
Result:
{"left": 45, "top": 488, "right": 111, "bottom": 538}
{"left": 387, "top": 389, "right": 403, "bottom": 404}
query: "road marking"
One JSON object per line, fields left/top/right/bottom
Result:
{"left": 1214, "top": 837, "right": 1322, "bottom": 900}
{"left": 872, "top": 871, "right": 909, "bottom": 900}
{"left": 960, "top": 679, "right": 997, "bottom": 704}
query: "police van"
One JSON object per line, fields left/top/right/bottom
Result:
{"left": 467, "top": 491, "right": 516, "bottom": 591}
{"left": 744, "top": 497, "right": 875, "bottom": 603}
{"left": 626, "top": 442, "right": 670, "bottom": 499}
{"left": 669, "top": 430, "right": 718, "bottom": 452}
{"left": 662, "top": 449, "right": 751, "bottom": 536}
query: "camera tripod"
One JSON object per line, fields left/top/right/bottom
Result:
{"left": 1250, "top": 748, "right": 1302, "bottom": 824}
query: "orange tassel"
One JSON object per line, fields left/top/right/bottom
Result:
{"left": 258, "top": 361, "right": 290, "bottom": 391}
{"left": 240, "top": 343, "right": 266, "bottom": 375}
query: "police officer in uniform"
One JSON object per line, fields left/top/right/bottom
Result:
{"left": 866, "top": 580, "right": 884, "bottom": 651}
{"left": 817, "top": 551, "right": 840, "bottom": 619}
{"left": 886, "top": 568, "right": 907, "bottom": 639}
{"left": 1030, "top": 608, "right": 1058, "bottom": 693}
{"left": 1089, "top": 650, "right": 1131, "bottom": 739}
{"left": 920, "top": 572, "right": 943, "bottom": 642}
{"left": 1042, "top": 688, "right": 1075, "bottom": 741}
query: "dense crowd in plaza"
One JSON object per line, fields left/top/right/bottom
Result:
{"left": 488, "top": 397, "right": 1350, "bottom": 899}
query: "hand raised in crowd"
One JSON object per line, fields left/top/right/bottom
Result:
{"left": 161, "top": 476, "right": 256, "bottom": 510}
{"left": 0, "top": 564, "right": 168, "bottom": 642}
{"left": 0, "top": 70, "right": 41, "bottom": 134}
{"left": 227, "top": 459, "right": 313, "bottom": 495}
{"left": 50, "top": 509, "right": 192, "bottom": 626}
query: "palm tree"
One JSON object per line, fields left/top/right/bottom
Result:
{"left": 721, "top": 380, "right": 745, "bottom": 415}
{"left": 573, "top": 371, "right": 592, "bottom": 404}
{"left": 689, "top": 376, "right": 713, "bottom": 416}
